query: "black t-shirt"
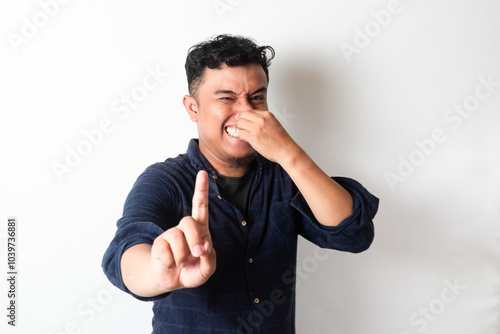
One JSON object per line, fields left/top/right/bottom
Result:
{"left": 216, "top": 161, "right": 256, "bottom": 217}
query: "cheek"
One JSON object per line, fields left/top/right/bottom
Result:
{"left": 208, "top": 106, "right": 231, "bottom": 124}
{"left": 198, "top": 108, "right": 226, "bottom": 133}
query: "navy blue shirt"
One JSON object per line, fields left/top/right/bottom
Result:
{"left": 102, "top": 139, "right": 378, "bottom": 333}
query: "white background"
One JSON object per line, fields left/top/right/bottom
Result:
{"left": 1, "top": 0, "right": 499, "bottom": 333}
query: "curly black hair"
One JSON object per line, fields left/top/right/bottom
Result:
{"left": 185, "top": 34, "right": 275, "bottom": 97}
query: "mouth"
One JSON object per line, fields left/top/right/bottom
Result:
{"left": 225, "top": 126, "right": 239, "bottom": 138}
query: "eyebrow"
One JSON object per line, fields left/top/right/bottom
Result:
{"left": 214, "top": 87, "right": 267, "bottom": 96}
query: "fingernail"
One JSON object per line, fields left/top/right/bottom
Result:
{"left": 205, "top": 241, "right": 211, "bottom": 255}
{"left": 193, "top": 245, "right": 203, "bottom": 257}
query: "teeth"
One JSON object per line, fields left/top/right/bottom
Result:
{"left": 226, "top": 127, "right": 239, "bottom": 138}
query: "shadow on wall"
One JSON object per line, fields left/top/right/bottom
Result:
{"left": 273, "top": 51, "right": 379, "bottom": 331}
{"left": 272, "top": 51, "right": 362, "bottom": 175}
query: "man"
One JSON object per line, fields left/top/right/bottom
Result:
{"left": 102, "top": 34, "right": 379, "bottom": 333}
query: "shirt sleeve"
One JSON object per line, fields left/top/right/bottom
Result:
{"left": 101, "top": 168, "right": 178, "bottom": 301}
{"left": 291, "top": 177, "right": 379, "bottom": 253}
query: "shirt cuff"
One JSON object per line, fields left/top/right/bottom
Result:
{"left": 290, "top": 176, "right": 378, "bottom": 251}
{"left": 101, "top": 221, "right": 171, "bottom": 302}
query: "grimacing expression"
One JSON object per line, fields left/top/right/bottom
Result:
{"left": 184, "top": 63, "right": 269, "bottom": 171}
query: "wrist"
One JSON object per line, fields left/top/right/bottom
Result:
{"left": 278, "top": 142, "right": 307, "bottom": 172}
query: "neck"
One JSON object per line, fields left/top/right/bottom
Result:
{"left": 198, "top": 144, "right": 254, "bottom": 177}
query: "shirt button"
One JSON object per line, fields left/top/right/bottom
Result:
{"left": 217, "top": 195, "right": 222, "bottom": 200}
{"left": 254, "top": 298, "right": 260, "bottom": 304}
{"left": 212, "top": 175, "right": 217, "bottom": 180}
{"left": 241, "top": 220, "right": 247, "bottom": 226}
{"left": 248, "top": 258, "right": 253, "bottom": 264}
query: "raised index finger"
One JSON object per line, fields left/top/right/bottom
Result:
{"left": 192, "top": 170, "right": 209, "bottom": 226}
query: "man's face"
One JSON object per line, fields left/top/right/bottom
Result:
{"left": 185, "top": 63, "right": 269, "bottom": 173}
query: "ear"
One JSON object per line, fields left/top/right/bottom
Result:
{"left": 183, "top": 95, "right": 199, "bottom": 122}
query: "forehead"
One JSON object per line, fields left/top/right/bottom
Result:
{"left": 199, "top": 63, "right": 268, "bottom": 93}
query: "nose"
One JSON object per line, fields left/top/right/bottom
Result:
{"left": 234, "top": 96, "right": 252, "bottom": 112}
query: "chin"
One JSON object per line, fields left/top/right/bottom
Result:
{"left": 223, "top": 144, "right": 255, "bottom": 164}
{"left": 226, "top": 141, "right": 254, "bottom": 155}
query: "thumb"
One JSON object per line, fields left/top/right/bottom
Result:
{"left": 199, "top": 240, "right": 217, "bottom": 279}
